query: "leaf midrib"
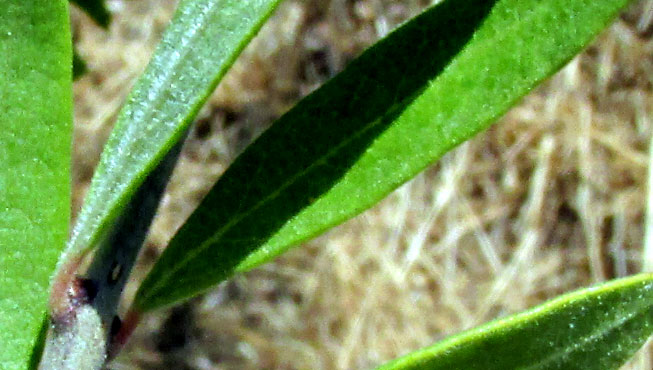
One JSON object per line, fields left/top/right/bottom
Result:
{"left": 137, "top": 108, "right": 395, "bottom": 305}
{"left": 137, "top": 0, "right": 557, "bottom": 306}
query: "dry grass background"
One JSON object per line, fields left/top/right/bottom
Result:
{"left": 70, "top": 0, "right": 653, "bottom": 369}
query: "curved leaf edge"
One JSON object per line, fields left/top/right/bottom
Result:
{"left": 59, "top": 0, "right": 283, "bottom": 277}
{"left": 375, "top": 274, "right": 653, "bottom": 370}
{"left": 134, "top": 0, "right": 634, "bottom": 311}
{"left": 236, "top": 0, "right": 636, "bottom": 273}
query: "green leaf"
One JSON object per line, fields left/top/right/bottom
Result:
{"left": 375, "top": 274, "right": 653, "bottom": 370}
{"left": 135, "top": 0, "right": 633, "bottom": 311}
{"left": 61, "top": 0, "right": 282, "bottom": 269}
{"left": 70, "top": 0, "right": 111, "bottom": 28}
{"left": 0, "top": 0, "right": 72, "bottom": 368}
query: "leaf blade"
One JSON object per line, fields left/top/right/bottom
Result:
{"left": 0, "top": 0, "right": 72, "bottom": 367}
{"left": 60, "top": 0, "right": 282, "bottom": 271}
{"left": 375, "top": 274, "right": 653, "bottom": 370}
{"left": 135, "top": 0, "right": 633, "bottom": 311}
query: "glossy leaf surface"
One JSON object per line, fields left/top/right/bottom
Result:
{"left": 376, "top": 274, "right": 653, "bottom": 370}
{"left": 135, "top": 0, "right": 633, "bottom": 310}
{"left": 0, "top": 1, "right": 72, "bottom": 368}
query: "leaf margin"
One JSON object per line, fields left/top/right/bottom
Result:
{"left": 56, "top": 0, "right": 284, "bottom": 282}
{"left": 375, "top": 273, "right": 653, "bottom": 370}
{"left": 134, "top": 0, "right": 635, "bottom": 311}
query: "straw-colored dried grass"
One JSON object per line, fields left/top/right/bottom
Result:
{"left": 70, "top": 0, "right": 653, "bottom": 368}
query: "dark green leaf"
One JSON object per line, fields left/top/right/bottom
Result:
{"left": 0, "top": 0, "right": 72, "bottom": 367}
{"left": 135, "top": 0, "right": 633, "bottom": 310}
{"left": 375, "top": 274, "right": 653, "bottom": 370}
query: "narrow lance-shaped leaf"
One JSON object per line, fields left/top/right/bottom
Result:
{"left": 375, "top": 274, "right": 653, "bottom": 370}
{"left": 135, "top": 0, "right": 633, "bottom": 310}
{"left": 0, "top": 0, "right": 72, "bottom": 368}
{"left": 57, "top": 0, "right": 283, "bottom": 277}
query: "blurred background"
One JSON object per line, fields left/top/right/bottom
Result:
{"left": 70, "top": 0, "right": 653, "bottom": 368}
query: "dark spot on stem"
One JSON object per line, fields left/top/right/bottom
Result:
{"left": 51, "top": 277, "right": 97, "bottom": 330}
{"left": 79, "top": 278, "right": 98, "bottom": 302}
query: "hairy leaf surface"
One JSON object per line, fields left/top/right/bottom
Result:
{"left": 0, "top": 1, "right": 72, "bottom": 367}
{"left": 376, "top": 274, "right": 653, "bottom": 370}
{"left": 61, "top": 0, "right": 282, "bottom": 272}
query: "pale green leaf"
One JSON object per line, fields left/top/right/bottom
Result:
{"left": 60, "top": 0, "right": 282, "bottom": 271}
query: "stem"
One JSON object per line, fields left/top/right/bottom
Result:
{"left": 40, "top": 132, "right": 187, "bottom": 368}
